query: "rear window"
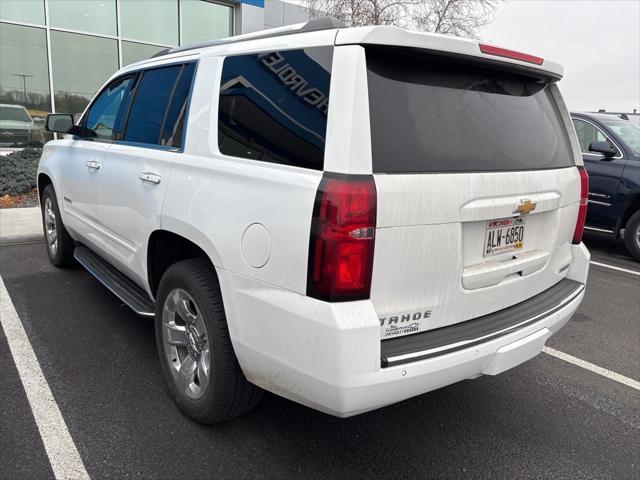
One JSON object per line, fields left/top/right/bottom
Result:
{"left": 366, "top": 47, "right": 573, "bottom": 173}
{"left": 218, "top": 47, "right": 333, "bottom": 170}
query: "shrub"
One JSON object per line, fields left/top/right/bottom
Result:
{"left": 0, "top": 148, "right": 41, "bottom": 196}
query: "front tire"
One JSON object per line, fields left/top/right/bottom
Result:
{"left": 155, "top": 259, "right": 262, "bottom": 424}
{"left": 40, "top": 184, "right": 75, "bottom": 267}
{"left": 623, "top": 210, "right": 640, "bottom": 261}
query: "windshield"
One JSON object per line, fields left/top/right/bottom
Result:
{"left": 366, "top": 47, "right": 573, "bottom": 173}
{"left": 600, "top": 118, "right": 640, "bottom": 155}
{"left": 0, "top": 105, "right": 32, "bottom": 123}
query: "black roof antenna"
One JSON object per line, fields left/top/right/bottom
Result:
{"left": 151, "top": 17, "right": 347, "bottom": 59}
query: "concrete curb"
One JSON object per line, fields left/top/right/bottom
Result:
{"left": 0, "top": 207, "right": 44, "bottom": 246}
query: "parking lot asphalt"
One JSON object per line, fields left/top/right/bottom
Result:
{"left": 583, "top": 229, "right": 639, "bottom": 271}
{"left": 1, "top": 237, "right": 639, "bottom": 479}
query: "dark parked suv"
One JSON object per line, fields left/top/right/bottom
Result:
{"left": 571, "top": 112, "right": 640, "bottom": 260}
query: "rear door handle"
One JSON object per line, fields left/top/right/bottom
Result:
{"left": 86, "top": 160, "right": 101, "bottom": 170}
{"left": 139, "top": 172, "right": 161, "bottom": 184}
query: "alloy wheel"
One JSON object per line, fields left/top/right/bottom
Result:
{"left": 44, "top": 197, "right": 58, "bottom": 256}
{"left": 161, "top": 288, "right": 211, "bottom": 400}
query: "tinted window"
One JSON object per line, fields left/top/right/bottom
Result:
{"left": 124, "top": 65, "right": 181, "bottom": 145}
{"left": 218, "top": 47, "right": 333, "bottom": 170}
{"left": 366, "top": 47, "right": 573, "bottom": 173}
{"left": 84, "top": 75, "right": 134, "bottom": 141}
{"left": 161, "top": 63, "right": 196, "bottom": 148}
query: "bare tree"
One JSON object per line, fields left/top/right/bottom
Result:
{"left": 305, "top": 0, "right": 413, "bottom": 28}
{"left": 303, "top": 0, "right": 499, "bottom": 38}
{"left": 414, "top": 0, "right": 498, "bottom": 38}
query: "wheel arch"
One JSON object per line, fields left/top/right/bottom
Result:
{"left": 619, "top": 194, "right": 640, "bottom": 234}
{"left": 37, "top": 172, "right": 53, "bottom": 202}
{"left": 147, "top": 227, "right": 250, "bottom": 385}
{"left": 147, "top": 229, "right": 219, "bottom": 297}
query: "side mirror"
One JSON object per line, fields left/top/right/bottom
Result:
{"left": 588, "top": 141, "right": 617, "bottom": 158}
{"left": 45, "top": 114, "right": 79, "bottom": 135}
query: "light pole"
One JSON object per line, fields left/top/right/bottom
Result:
{"left": 11, "top": 73, "right": 34, "bottom": 106}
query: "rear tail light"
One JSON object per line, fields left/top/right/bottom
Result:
{"left": 479, "top": 43, "right": 544, "bottom": 65}
{"left": 307, "top": 174, "right": 376, "bottom": 302}
{"left": 572, "top": 166, "right": 589, "bottom": 244}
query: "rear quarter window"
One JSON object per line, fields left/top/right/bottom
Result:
{"left": 217, "top": 47, "right": 333, "bottom": 170}
{"left": 366, "top": 47, "right": 573, "bottom": 173}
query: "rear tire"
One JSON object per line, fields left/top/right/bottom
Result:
{"left": 155, "top": 259, "right": 262, "bottom": 424}
{"left": 40, "top": 184, "right": 75, "bottom": 267}
{"left": 623, "top": 210, "right": 640, "bottom": 261}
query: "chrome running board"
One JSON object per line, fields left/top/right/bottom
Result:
{"left": 74, "top": 246, "right": 155, "bottom": 317}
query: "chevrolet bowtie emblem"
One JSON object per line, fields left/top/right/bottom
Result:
{"left": 513, "top": 199, "right": 537, "bottom": 215}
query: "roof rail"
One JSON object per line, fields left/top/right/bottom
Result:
{"left": 151, "top": 17, "right": 346, "bottom": 59}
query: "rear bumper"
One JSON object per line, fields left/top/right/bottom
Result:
{"left": 219, "top": 243, "right": 589, "bottom": 417}
{"left": 381, "top": 278, "right": 583, "bottom": 368}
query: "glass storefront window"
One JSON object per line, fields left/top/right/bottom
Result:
{"left": 122, "top": 41, "right": 165, "bottom": 66}
{"left": 120, "top": 0, "right": 178, "bottom": 46}
{"left": 0, "top": 22, "right": 51, "bottom": 147}
{"left": 0, "top": 0, "right": 45, "bottom": 25}
{"left": 51, "top": 30, "right": 118, "bottom": 115}
{"left": 181, "top": 0, "right": 233, "bottom": 44}
{"left": 49, "top": 0, "right": 116, "bottom": 37}
{"left": 0, "top": 0, "right": 239, "bottom": 150}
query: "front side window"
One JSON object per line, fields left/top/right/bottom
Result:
{"left": 573, "top": 119, "right": 616, "bottom": 155}
{"left": 218, "top": 47, "right": 333, "bottom": 170}
{"left": 84, "top": 75, "right": 134, "bottom": 141}
{"left": 123, "top": 65, "right": 182, "bottom": 145}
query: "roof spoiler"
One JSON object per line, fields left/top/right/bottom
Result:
{"left": 151, "top": 17, "right": 346, "bottom": 59}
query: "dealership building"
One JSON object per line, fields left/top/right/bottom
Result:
{"left": 0, "top": 0, "right": 309, "bottom": 147}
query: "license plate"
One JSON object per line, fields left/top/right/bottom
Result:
{"left": 484, "top": 217, "right": 526, "bottom": 257}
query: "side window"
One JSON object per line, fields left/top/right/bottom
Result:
{"left": 573, "top": 119, "right": 612, "bottom": 154}
{"left": 123, "top": 65, "right": 181, "bottom": 145}
{"left": 161, "top": 62, "right": 196, "bottom": 148}
{"left": 218, "top": 47, "right": 333, "bottom": 170}
{"left": 84, "top": 75, "right": 135, "bottom": 141}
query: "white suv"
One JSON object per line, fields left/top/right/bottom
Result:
{"left": 39, "top": 19, "right": 590, "bottom": 423}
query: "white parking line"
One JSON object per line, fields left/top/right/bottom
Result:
{"left": 543, "top": 346, "right": 640, "bottom": 391}
{"left": 590, "top": 260, "right": 640, "bottom": 276}
{"left": 0, "top": 276, "right": 90, "bottom": 480}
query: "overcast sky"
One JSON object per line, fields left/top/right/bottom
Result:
{"left": 479, "top": 0, "right": 640, "bottom": 113}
